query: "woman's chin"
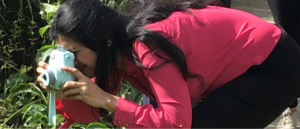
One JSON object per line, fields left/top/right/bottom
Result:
{"left": 84, "top": 71, "right": 95, "bottom": 78}
{"left": 87, "top": 75, "right": 95, "bottom": 78}
{"left": 78, "top": 68, "right": 93, "bottom": 78}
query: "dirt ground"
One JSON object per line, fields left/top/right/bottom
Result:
{"left": 230, "top": 0, "right": 300, "bottom": 128}
{"left": 231, "top": 0, "right": 274, "bottom": 23}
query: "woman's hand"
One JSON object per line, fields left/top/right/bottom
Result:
{"left": 36, "top": 61, "right": 63, "bottom": 100}
{"left": 60, "top": 66, "right": 119, "bottom": 112}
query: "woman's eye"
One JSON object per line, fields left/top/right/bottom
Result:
{"left": 72, "top": 51, "right": 78, "bottom": 54}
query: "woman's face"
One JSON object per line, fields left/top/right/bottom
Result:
{"left": 56, "top": 35, "right": 97, "bottom": 78}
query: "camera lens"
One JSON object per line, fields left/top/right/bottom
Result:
{"left": 42, "top": 74, "right": 47, "bottom": 80}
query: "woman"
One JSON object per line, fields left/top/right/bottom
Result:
{"left": 36, "top": 0, "right": 300, "bottom": 128}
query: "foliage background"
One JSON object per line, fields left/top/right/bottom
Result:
{"left": 0, "top": 0, "right": 142, "bottom": 128}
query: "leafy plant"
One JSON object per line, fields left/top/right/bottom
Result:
{"left": 39, "top": 1, "right": 61, "bottom": 40}
{"left": 0, "top": 0, "right": 46, "bottom": 93}
{"left": 0, "top": 67, "right": 64, "bottom": 128}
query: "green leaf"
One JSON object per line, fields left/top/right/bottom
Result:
{"left": 71, "top": 122, "right": 87, "bottom": 128}
{"left": 7, "top": 48, "right": 14, "bottom": 53}
{"left": 107, "top": 1, "right": 116, "bottom": 8}
{"left": 15, "top": 48, "right": 25, "bottom": 51}
{"left": 56, "top": 114, "right": 65, "bottom": 126}
{"left": 35, "top": 45, "right": 56, "bottom": 64}
{"left": 24, "top": 116, "right": 33, "bottom": 127}
{"left": 2, "top": 99, "right": 42, "bottom": 126}
{"left": 39, "top": 3, "right": 59, "bottom": 22}
{"left": 40, "top": 3, "right": 59, "bottom": 14}
{"left": 9, "top": 82, "right": 31, "bottom": 92}
{"left": 22, "top": 104, "right": 47, "bottom": 119}
{"left": 7, "top": 83, "right": 42, "bottom": 100}
{"left": 4, "top": 73, "right": 34, "bottom": 96}
{"left": 39, "top": 25, "right": 50, "bottom": 37}
{"left": 21, "top": 98, "right": 34, "bottom": 106}
{"left": 27, "top": 112, "right": 47, "bottom": 125}
{"left": 117, "top": 0, "right": 129, "bottom": 11}
{"left": 86, "top": 122, "right": 109, "bottom": 128}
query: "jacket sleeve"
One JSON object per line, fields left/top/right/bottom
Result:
{"left": 113, "top": 41, "right": 192, "bottom": 128}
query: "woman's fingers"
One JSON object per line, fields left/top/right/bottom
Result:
{"left": 61, "top": 81, "right": 84, "bottom": 92}
{"left": 63, "top": 94, "right": 82, "bottom": 100}
{"left": 37, "top": 76, "right": 60, "bottom": 92}
{"left": 61, "top": 83, "right": 84, "bottom": 100}
{"left": 38, "top": 61, "right": 48, "bottom": 68}
{"left": 36, "top": 61, "right": 63, "bottom": 100}
{"left": 36, "top": 67, "right": 45, "bottom": 74}
{"left": 36, "top": 61, "right": 49, "bottom": 90}
{"left": 60, "top": 66, "right": 85, "bottom": 80}
{"left": 62, "top": 88, "right": 82, "bottom": 98}
{"left": 37, "top": 76, "right": 47, "bottom": 89}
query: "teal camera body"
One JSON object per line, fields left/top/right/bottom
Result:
{"left": 40, "top": 45, "right": 75, "bottom": 125}
{"left": 41, "top": 45, "right": 75, "bottom": 90}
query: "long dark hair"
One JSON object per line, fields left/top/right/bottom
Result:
{"left": 50, "top": 0, "right": 221, "bottom": 93}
